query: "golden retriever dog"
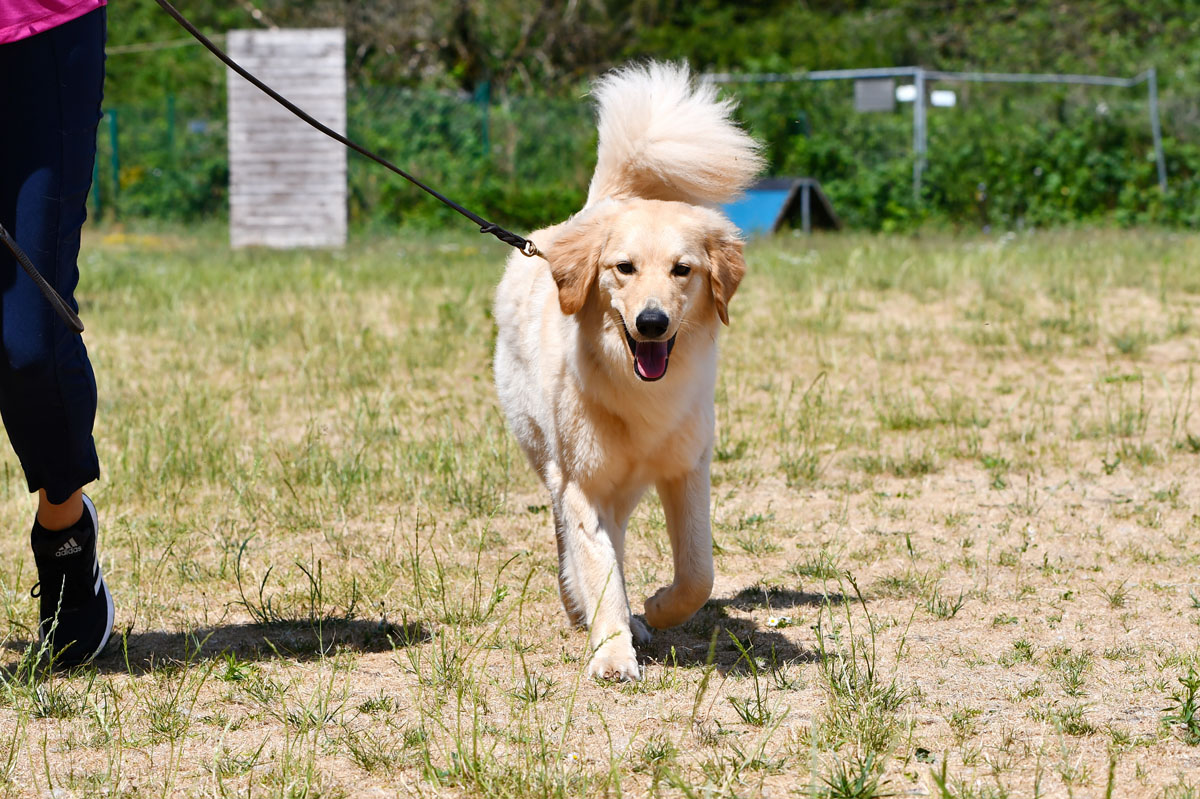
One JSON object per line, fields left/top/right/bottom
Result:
{"left": 493, "top": 62, "right": 762, "bottom": 681}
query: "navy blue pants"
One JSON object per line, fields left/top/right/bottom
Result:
{"left": 0, "top": 9, "right": 104, "bottom": 504}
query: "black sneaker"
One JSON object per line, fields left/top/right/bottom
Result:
{"left": 30, "top": 495, "right": 114, "bottom": 667}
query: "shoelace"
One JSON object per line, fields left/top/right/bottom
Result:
{"left": 30, "top": 574, "right": 84, "bottom": 607}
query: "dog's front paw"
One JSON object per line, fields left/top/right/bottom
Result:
{"left": 587, "top": 637, "right": 640, "bottom": 682}
{"left": 630, "top": 616, "right": 653, "bottom": 645}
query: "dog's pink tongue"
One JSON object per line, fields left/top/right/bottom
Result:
{"left": 635, "top": 340, "right": 669, "bottom": 380}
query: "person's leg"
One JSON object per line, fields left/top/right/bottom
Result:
{"left": 0, "top": 9, "right": 105, "bottom": 505}
{"left": 0, "top": 8, "right": 112, "bottom": 667}
{"left": 38, "top": 489, "right": 84, "bottom": 530}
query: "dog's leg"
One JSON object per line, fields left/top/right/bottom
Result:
{"left": 612, "top": 488, "right": 653, "bottom": 645}
{"left": 551, "top": 496, "right": 587, "bottom": 627}
{"left": 543, "top": 461, "right": 588, "bottom": 627}
{"left": 645, "top": 459, "right": 715, "bottom": 629}
{"left": 557, "top": 481, "right": 640, "bottom": 681}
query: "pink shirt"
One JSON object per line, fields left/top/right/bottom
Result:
{"left": 0, "top": 0, "right": 106, "bottom": 45}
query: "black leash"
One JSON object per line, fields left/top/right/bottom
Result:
{"left": 0, "top": 223, "right": 85, "bottom": 334}
{"left": 154, "top": 0, "right": 540, "bottom": 258}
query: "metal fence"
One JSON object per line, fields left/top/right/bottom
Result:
{"left": 704, "top": 67, "right": 1169, "bottom": 201}
{"left": 92, "top": 68, "right": 1196, "bottom": 230}
{"left": 91, "top": 84, "right": 597, "bottom": 228}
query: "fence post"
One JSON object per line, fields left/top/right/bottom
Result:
{"left": 166, "top": 92, "right": 176, "bottom": 164}
{"left": 913, "top": 68, "right": 927, "bottom": 203}
{"left": 801, "top": 182, "right": 812, "bottom": 234}
{"left": 108, "top": 109, "right": 120, "bottom": 218}
{"left": 91, "top": 148, "right": 102, "bottom": 219}
{"left": 475, "top": 80, "right": 491, "bottom": 158}
{"left": 1147, "top": 67, "right": 1167, "bottom": 192}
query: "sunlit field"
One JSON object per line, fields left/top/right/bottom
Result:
{"left": 0, "top": 226, "right": 1197, "bottom": 798}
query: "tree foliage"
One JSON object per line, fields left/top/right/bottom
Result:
{"left": 100, "top": 1, "right": 1200, "bottom": 229}
{"left": 109, "top": 1, "right": 1200, "bottom": 100}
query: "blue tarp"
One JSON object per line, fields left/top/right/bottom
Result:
{"left": 722, "top": 189, "right": 794, "bottom": 237}
{"left": 721, "top": 178, "right": 841, "bottom": 236}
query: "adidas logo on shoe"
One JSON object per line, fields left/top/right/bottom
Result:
{"left": 56, "top": 537, "right": 82, "bottom": 557}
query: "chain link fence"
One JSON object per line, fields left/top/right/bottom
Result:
{"left": 92, "top": 77, "right": 1199, "bottom": 231}
{"left": 93, "top": 85, "right": 596, "bottom": 232}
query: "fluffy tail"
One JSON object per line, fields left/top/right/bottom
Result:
{"left": 585, "top": 62, "right": 764, "bottom": 208}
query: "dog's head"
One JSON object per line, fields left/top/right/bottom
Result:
{"left": 544, "top": 199, "right": 745, "bottom": 382}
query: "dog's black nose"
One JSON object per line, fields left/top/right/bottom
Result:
{"left": 635, "top": 308, "right": 670, "bottom": 338}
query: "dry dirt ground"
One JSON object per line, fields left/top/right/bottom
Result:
{"left": 0, "top": 227, "right": 1196, "bottom": 798}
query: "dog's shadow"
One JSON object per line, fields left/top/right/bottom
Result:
{"left": 637, "top": 585, "right": 845, "bottom": 673}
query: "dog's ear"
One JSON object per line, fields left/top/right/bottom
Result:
{"left": 706, "top": 219, "right": 746, "bottom": 326}
{"left": 544, "top": 218, "right": 603, "bottom": 316}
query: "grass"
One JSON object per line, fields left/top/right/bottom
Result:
{"left": 0, "top": 225, "right": 1196, "bottom": 797}
{"left": 1163, "top": 667, "right": 1200, "bottom": 745}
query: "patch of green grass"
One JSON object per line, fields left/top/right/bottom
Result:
{"left": 851, "top": 449, "right": 939, "bottom": 478}
{"left": 819, "top": 752, "right": 890, "bottom": 799}
{"left": 726, "top": 631, "right": 778, "bottom": 727}
{"left": 925, "top": 587, "right": 966, "bottom": 620}
{"left": 777, "top": 373, "right": 837, "bottom": 487}
{"left": 875, "top": 393, "right": 939, "bottom": 432}
{"left": 634, "top": 732, "right": 679, "bottom": 776}
{"left": 1163, "top": 667, "right": 1200, "bottom": 745}
{"left": 871, "top": 569, "right": 932, "bottom": 599}
{"left": 948, "top": 706, "right": 983, "bottom": 744}
{"left": 981, "top": 454, "right": 1010, "bottom": 489}
{"left": 789, "top": 549, "right": 841, "bottom": 581}
{"left": 343, "top": 730, "right": 405, "bottom": 774}
{"left": 1048, "top": 648, "right": 1093, "bottom": 697}
{"left": 733, "top": 529, "right": 783, "bottom": 556}
{"left": 1030, "top": 703, "right": 1097, "bottom": 736}
{"left": 1100, "top": 580, "right": 1132, "bottom": 609}
{"left": 815, "top": 576, "right": 907, "bottom": 757}
{"left": 1110, "top": 326, "right": 1154, "bottom": 358}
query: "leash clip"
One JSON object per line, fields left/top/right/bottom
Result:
{"left": 521, "top": 240, "right": 540, "bottom": 258}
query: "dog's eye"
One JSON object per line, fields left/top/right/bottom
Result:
{"left": 672, "top": 263, "right": 691, "bottom": 277}
{"left": 616, "top": 261, "right": 635, "bottom": 275}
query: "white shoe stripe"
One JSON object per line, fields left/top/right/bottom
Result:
{"left": 92, "top": 577, "right": 114, "bottom": 659}
{"left": 83, "top": 494, "right": 112, "bottom": 660}
{"left": 83, "top": 494, "right": 98, "bottom": 532}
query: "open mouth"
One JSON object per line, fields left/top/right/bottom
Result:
{"left": 624, "top": 327, "right": 677, "bottom": 382}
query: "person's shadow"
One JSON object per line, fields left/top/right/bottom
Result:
{"left": 2, "top": 616, "right": 430, "bottom": 676}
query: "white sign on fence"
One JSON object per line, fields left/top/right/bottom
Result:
{"left": 854, "top": 78, "right": 896, "bottom": 112}
{"left": 227, "top": 28, "right": 347, "bottom": 249}
{"left": 931, "top": 89, "right": 958, "bottom": 107}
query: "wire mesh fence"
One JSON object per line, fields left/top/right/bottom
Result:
{"left": 93, "top": 94, "right": 228, "bottom": 221}
{"left": 91, "top": 77, "right": 1199, "bottom": 232}
{"left": 723, "top": 71, "right": 1194, "bottom": 230}
{"left": 92, "top": 85, "right": 597, "bottom": 232}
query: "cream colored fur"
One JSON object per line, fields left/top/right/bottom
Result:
{"left": 493, "top": 62, "right": 762, "bottom": 681}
